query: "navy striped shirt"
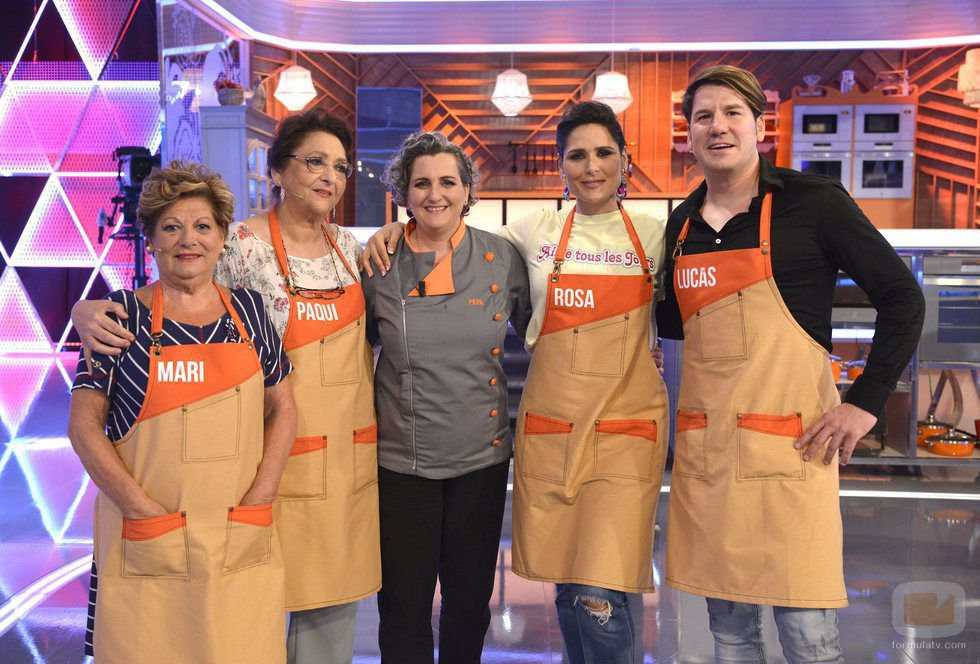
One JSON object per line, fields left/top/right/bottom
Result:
{"left": 73, "top": 287, "right": 290, "bottom": 657}
{"left": 71, "top": 288, "right": 291, "bottom": 440}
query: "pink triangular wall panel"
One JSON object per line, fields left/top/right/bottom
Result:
{"left": 51, "top": 0, "right": 136, "bottom": 81}
{"left": 0, "top": 269, "right": 53, "bottom": 353}
{"left": 10, "top": 178, "right": 98, "bottom": 267}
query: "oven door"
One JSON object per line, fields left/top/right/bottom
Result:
{"left": 855, "top": 104, "right": 915, "bottom": 143}
{"left": 920, "top": 264, "right": 980, "bottom": 363}
{"left": 792, "top": 152, "right": 852, "bottom": 191}
{"left": 852, "top": 152, "right": 913, "bottom": 198}
{"left": 793, "top": 105, "right": 853, "bottom": 145}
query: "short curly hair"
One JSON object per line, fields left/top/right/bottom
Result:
{"left": 381, "top": 131, "right": 479, "bottom": 217}
{"left": 137, "top": 160, "right": 235, "bottom": 238}
{"left": 267, "top": 109, "right": 353, "bottom": 200}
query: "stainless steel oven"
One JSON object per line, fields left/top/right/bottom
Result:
{"left": 792, "top": 151, "right": 852, "bottom": 190}
{"left": 920, "top": 256, "right": 980, "bottom": 363}
{"left": 793, "top": 105, "right": 853, "bottom": 147}
{"left": 855, "top": 104, "right": 915, "bottom": 143}
{"left": 852, "top": 149, "right": 914, "bottom": 198}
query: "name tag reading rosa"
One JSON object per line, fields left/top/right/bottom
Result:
{"left": 295, "top": 301, "right": 340, "bottom": 322}
{"left": 157, "top": 360, "right": 205, "bottom": 383}
{"left": 553, "top": 288, "right": 595, "bottom": 309}
{"left": 676, "top": 266, "right": 717, "bottom": 289}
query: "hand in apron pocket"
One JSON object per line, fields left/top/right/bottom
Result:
{"left": 222, "top": 504, "right": 274, "bottom": 574}
{"left": 121, "top": 512, "right": 190, "bottom": 578}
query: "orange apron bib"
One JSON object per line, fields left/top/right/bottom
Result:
{"left": 513, "top": 206, "right": 670, "bottom": 593}
{"left": 93, "top": 282, "right": 285, "bottom": 663}
{"left": 665, "top": 191, "right": 847, "bottom": 608}
{"left": 268, "top": 208, "right": 380, "bottom": 610}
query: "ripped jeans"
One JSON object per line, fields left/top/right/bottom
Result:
{"left": 706, "top": 599, "right": 844, "bottom": 664}
{"left": 555, "top": 584, "right": 633, "bottom": 664}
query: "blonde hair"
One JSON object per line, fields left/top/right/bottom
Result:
{"left": 137, "top": 160, "right": 235, "bottom": 237}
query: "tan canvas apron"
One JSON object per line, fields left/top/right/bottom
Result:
{"left": 513, "top": 206, "right": 670, "bottom": 593}
{"left": 268, "top": 208, "right": 381, "bottom": 610}
{"left": 665, "top": 191, "right": 847, "bottom": 609}
{"left": 93, "top": 282, "right": 285, "bottom": 663}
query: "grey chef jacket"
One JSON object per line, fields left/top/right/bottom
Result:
{"left": 363, "top": 223, "right": 532, "bottom": 479}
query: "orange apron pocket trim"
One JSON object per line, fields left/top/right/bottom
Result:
{"left": 291, "top": 435, "right": 328, "bottom": 456}
{"left": 228, "top": 504, "right": 274, "bottom": 527}
{"left": 353, "top": 423, "right": 378, "bottom": 444}
{"left": 122, "top": 512, "right": 186, "bottom": 541}
{"left": 524, "top": 412, "right": 574, "bottom": 435}
{"left": 737, "top": 413, "right": 803, "bottom": 438}
{"left": 595, "top": 419, "right": 658, "bottom": 443}
{"left": 677, "top": 411, "right": 708, "bottom": 433}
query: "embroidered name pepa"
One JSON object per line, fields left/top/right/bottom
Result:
{"left": 295, "top": 301, "right": 339, "bottom": 322}
{"left": 553, "top": 288, "right": 595, "bottom": 308}
{"left": 676, "top": 266, "right": 717, "bottom": 289}
{"left": 157, "top": 360, "right": 205, "bottom": 383}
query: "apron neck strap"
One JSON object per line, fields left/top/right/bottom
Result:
{"left": 150, "top": 281, "right": 251, "bottom": 344}
{"left": 553, "top": 204, "right": 651, "bottom": 283}
{"left": 269, "top": 207, "right": 352, "bottom": 289}
{"left": 673, "top": 189, "right": 773, "bottom": 263}
{"left": 323, "top": 225, "right": 358, "bottom": 281}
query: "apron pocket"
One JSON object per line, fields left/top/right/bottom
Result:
{"left": 222, "top": 504, "right": 274, "bottom": 574}
{"left": 592, "top": 419, "right": 659, "bottom": 481}
{"left": 572, "top": 315, "right": 627, "bottom": 377}
{"left": 674, "top": 411, "right": 709, "bottom": 479}
{"left": 320, "top": 324, "right": 363, "bottom": 386}
{"left": 519, "top": 412, "right": 573, "bottom": 485}
{"left": 697, "top": 293, "right": 747, "bottom": 361}
{"left": 182, "top": 390, "right": 241, "bottom": 461}
{"left": 353, "top": 423, "right": 379, "bottom": 492}
{"left": 121, "top": 512, "right": 189, "bottom": 578}
{"left": 736, "top": 412, "right": 805, "bottom": 481}
{"left": 278, "top": 436, "right": 328, "bottom": 499}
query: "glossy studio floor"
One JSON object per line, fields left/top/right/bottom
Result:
{"left": 0, "top": 354, "right": 978, "bottom": 663}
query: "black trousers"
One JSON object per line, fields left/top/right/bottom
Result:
{"left": 377, "top": 458, "right": 510, "bottom": 664}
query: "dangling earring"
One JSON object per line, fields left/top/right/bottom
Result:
{"left": 563, "top": 184, "right": 570, "bottom": 201}
{"left": 278, "top": 185, "right": 285, "bottom": 204}
{"left": 617, "top": 175, "right": 628, "bottom": 200}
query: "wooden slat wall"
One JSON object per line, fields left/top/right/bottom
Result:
{"left": 252, "top": 47, "right": 980, "bottom": 228}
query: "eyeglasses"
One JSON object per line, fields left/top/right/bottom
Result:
{"left": 286, "top": 155, "right": 354, "bottom": 179}
{"left": 289, "top": 285, "right": 347, "bottom": 301}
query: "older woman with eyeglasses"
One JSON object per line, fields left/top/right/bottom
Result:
{"left": 71, "top": 109, "right": 378, "bottom": 664}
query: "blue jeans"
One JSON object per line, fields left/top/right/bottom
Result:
{"left": 706, "top": 599, "right": 844, "bottom": 664}
{"left": 555, "top": 584, "right": 633, "bottom": 664}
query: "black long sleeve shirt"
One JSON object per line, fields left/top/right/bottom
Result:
{"left": 656, "top": 157, "right": 924, "bottom": 416}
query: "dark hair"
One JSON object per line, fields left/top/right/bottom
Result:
{"left": 267, "top": 108, "right": 353, "bottom": 199}
{"left": 138, "top": 160, "right": 234, "bottom": 238}
{"left": 555, "top": 101, "right": 627, "bottom": 158}
{"left": 681, "top": 65, "right": 767, "bottom": 122}
{"left": 381, "top": 131, "right": 479, "bottom": 217}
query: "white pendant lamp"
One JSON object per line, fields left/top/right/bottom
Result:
{"left": 592, "top": 71, "right": 633, "bottom": 115}
{"left": 491, "top": 65, "right": 532, "bottom": 117}
{"left": 957, "top": 48, "right": 980, "bottom": 108}
{"left": 274, "top": 64, "right": 317, "bottom": 111}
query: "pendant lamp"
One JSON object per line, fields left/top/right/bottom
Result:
{"left": 275, "top": 64, "right": 317, "bottom": 111}
{"left": 957, "top": 48, "right": 980, "bottom": 108}
{"left": 491, "top": 60, "right": 532, "bottom": 117}
{"left": 592, "top": 71, "right": 633, "bottom": 115}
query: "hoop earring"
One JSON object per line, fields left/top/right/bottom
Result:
{"left": 617, "top": 175, "right": 628, "bottom": 200}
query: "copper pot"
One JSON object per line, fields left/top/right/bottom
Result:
{"left": 924, "top": 430, "right": 977, "bottom": 457}
{"left": 916, "top": 413, "right": 952, "bottom": 449}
